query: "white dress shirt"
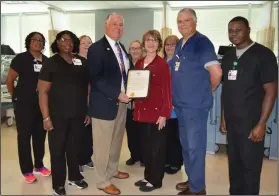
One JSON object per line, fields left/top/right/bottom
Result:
{"left": 105, "top": 34, "right": 130, "bottom": 92}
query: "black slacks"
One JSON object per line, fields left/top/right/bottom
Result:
{"left": 14, "top": 102, "right": 46, "bottom": 175}
{"left": 165, "top": 118, "right": 183, "bottom": 167}
{"left": 76, "top": 124, "right": 93, "bottom": 166}
{"left": 226, "top": 116, "right": 265, "bottom": 195}
{"left": 48, "top": 116, "right": 84, "bottom": 189}
{"left": 126, "top": 109, "right": 142, "bottom": 162}
{"left": 139, "top": 122, "right": 167, "bottom": 187}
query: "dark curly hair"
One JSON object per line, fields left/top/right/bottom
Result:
{"left": 50, "top": 30, "right": 80, "bottom": 54}
{"left": 25, "top": 32, "right": 46, "bottom": 51}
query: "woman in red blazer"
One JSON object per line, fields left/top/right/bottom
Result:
{"left": 133, "top": 30, "right": 172, "bottom": 192}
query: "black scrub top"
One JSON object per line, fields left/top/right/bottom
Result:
{"left": 39, "top": 54, "right": 89, "bottom": 119}
{"left": 221, "top": 42, "right": 278, "bottom": 120}
{"left": 10, "top": 51, "right": 48, "bottom": 106}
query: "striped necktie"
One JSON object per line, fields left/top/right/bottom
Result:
{"left": 115, "top": 42, "right": 127, "bottom": 86}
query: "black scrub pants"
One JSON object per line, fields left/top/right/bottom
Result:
{"left": 48, "top": 116, "right": 84, "bottom": 189}
{"left": 165, "top": 118, "right": 183, "bottom": 168}
{"left": 140, "top": 122, "right": 167, "bottom": 187}
{"left": 77, "top": 124, "right": 93, "bottom": 166}
{"left": 14, "top": 101, "right": 47, "bottom": 175}
{"left": 126, "top": 109, "right": 143, "bottom": 162}
{"left": 226, "top": 116, "right": 265, "bottom": 195}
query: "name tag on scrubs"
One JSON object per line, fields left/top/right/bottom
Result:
{"left": 34, "top": 64, "right": 42, "bottom": 72}
{"left": 228, "top": 70, "right": 237, "bottom": 80}
{"left": 73, "top": 58, "right": 82, "bottom": 66}
{"left": 175, "top": 61, "right": 180, "bottom": 71}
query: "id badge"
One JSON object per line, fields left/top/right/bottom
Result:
{"left": 72, "top": 58, "right": 82, "bottom": 66}
{"left": 228, "top": 70, "right": 238, "bottom": 80}
{"left": 175, "top": 61, "right": 180, "bottom": 71}
{"left": 34, "top": 64, "right": 42, "bottom": 72}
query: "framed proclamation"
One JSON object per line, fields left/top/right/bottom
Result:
{"left": 125, "top": 69, "right": 151, "bottom": 99}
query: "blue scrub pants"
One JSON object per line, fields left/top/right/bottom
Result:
{"left": 175, "top": 107, "right": 209, "bottom": 193}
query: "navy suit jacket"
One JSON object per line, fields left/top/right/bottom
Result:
{"left": 87, "top": 35, "right": 130, "bottom": 120}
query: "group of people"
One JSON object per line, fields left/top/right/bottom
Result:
{"left": 6, "top": 31, "right": 94, "bottom": 194}
{"left": 5, "top": 7, "right": 278, "bottom": 196}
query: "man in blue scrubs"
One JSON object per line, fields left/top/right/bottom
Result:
{"left": 170, "top": 8, "right": 222, "bottom": 195}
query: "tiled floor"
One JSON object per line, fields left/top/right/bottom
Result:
{"left": 1, "top": 123, "right": 278, "bottom": 195}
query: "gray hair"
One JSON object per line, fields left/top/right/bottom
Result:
{"left": 178, "top": 8, "right": 197, "bottom": 22}
{"left": 105, "top": 12, "right": 124, "bottom": 25}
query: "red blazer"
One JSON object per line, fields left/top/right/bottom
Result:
{"left": 133, "top": 55, "right": 172, "bottom": 123}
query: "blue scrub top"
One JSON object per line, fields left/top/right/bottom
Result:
{"left": 166, "top": 59, "right": 177, "bottom": 119}
{"left": 169, "top": 32, "right": 218, "bottom": 109}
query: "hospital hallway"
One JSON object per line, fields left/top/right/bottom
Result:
{"left": 1, "top": 123, "right": 278, "bottom": 195}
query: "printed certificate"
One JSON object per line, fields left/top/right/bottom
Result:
{"left": 126, "top": 69, "right": 151, "bottom": 98}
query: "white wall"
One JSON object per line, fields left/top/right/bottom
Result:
{"left": 21, "top": 14, "right": 50, "bottom": 56}
{"left": 1, "top": 12, "right": 96, "bottom": 57}
{"left": 272, "top": 6, "right": 278, "bottom": 55}
{"left": 154, "top": 5, "right": 278, "bottom": 55}
{"left": 2, "top": 14, "right": 50, "bottom": 55}
{"left": 153, "top": 10, "right": 163, "bottom": 34}
{"left": 1, "top": 6, "right": 277, "bottom": 57}
{"left": 2, "top": 15, "right": 21, "bottom": 53}
{"left": 155, "top": 7, "right": 250, "bottom": 52}
{"left": 67, "top": 13, "right": 95, "bottom": 42}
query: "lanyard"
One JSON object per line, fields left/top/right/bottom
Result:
{"left": 232, "top": 61, "right": 238, "bottom": 70}
{"left": 33, "top": 59, "right": 42, "bottom": 65}
{"left": 175, "top": 54, "right": 180, "bottom": 62}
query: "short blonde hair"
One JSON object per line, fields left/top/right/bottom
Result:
{"left": 129, "top": 40, "right": 141, "bottom": 46}
{"left": 79, "top": 35, "right": 92, "bottom": 42}
{"left": 129, "top": 40, "right": 142, "bottom": 51}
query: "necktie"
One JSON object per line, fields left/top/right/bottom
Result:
{"left": 115, "top": 42, "right": 127, "bottom": 87}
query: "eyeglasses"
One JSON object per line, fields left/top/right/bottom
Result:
{"left": 80, "top": 42, "right": 92, "bottom": 46}
{"left": 129, "top": 47, "right": 141, "bottom": 51}
{"left": 165, "top": 44, "right": 176, "bottom": 48}
{"left": 60, "top": 38, "right": 73, "bottom": 43}
{"left": 145, "top": 38, "right": 158, "bottom": 43}
{"left": 31, "top": 39, "right": 45, "bottom": 43}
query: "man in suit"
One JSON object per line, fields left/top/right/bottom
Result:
{"left": 87, "top": 13, "right": 131, "bottom": 195}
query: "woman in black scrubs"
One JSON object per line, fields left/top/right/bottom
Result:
{"left": 38, "top": 30, "right": 89, "bottom": 195}
{"left": 6, "top": 32, "right": 51, "bottom": 184}
{"left": 77, "top": 35, "right": 93, "bottom": 173}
